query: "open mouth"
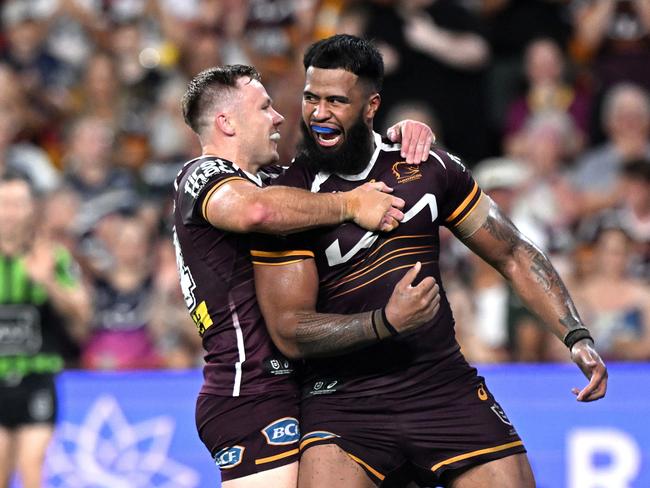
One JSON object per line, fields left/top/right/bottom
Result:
{"left": 311, "top": 125, "right": 342, "bottom": 147}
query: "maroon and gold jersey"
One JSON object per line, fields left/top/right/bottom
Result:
{"left": 173, "top": 156, "right": 295, "bottom": 397}
{"left": 252, "top": 133, "right": 484, "bottom": 398}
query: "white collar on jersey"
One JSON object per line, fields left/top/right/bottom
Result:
{"left": 311, "top": 131, "right": 390, "bottom": 193}
{"left": 201, "top": 153, "right": 264, "bottom": 187}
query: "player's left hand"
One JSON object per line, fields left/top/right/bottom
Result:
{"left": 386, "top": 120, "right": 435, "bottom": 164}
{"left": 570, "top": 338, "right": 608, "bottom": 402}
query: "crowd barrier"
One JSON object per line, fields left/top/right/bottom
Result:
{"left": 12, "top": 363, "right": 647, "bottom": 487}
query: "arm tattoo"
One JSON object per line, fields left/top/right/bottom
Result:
{"left": 294, "top": 311, "right": 377, "bottom": 358}
{"left": 478, "top": 205, "right": 583, "bottom": 333}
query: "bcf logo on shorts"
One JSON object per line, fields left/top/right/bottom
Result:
{"left": 214, "top": 445, "right": 245, "bottom": 469}
{"left": 261, "top": 417, "right": 300, "bottom": 445}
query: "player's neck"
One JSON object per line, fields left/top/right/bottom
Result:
{"left": 201, "top": 143, "right": 256, "bottom": 174}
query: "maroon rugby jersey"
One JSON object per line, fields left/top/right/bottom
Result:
{"left": 173, "top": 156, "right": 295, "bottom": 397}
{"left": 252, "top": 133, "right": 483, "bottom": 398}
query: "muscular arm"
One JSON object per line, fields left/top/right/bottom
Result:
{"left": 254, "top": 259, "right": 438, "bottom": 359}
{"left": 457, "top": 196, "right": 607, "bottom": 401}
{"left": 460, "top": 198, "right": 582, "bottom": 341}
{"left": 205, "top": 180, "right": 403, "bottom": 234}
{"left": 254, "top": 259, "right": 377, "bottom": 359}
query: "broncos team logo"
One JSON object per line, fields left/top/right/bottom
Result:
{"left": 392, "top": 161, "right": 422, "bottom": 183}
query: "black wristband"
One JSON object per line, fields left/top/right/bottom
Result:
{"left": 371, "top": 310, "right": 381, "bottom": 340}
{"left": 371, "top": 308, "right": 399, "bottom": 340}
{"left": 381, "top": 307, "right": 399, "bottom": 336}
{"left": 563, "top": 327, "right": 593, "bottom": 350}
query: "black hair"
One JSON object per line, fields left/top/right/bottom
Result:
{"left": 621, "top": 159, "right": 650, "bottom": 182}
{"left": 181, "top": 64, "right": 261, "bottom": 134}
{"left": 0, "top": 169, "right": 34, "bottom": 189}
{"left": 303, "top": 34, "right": 384, "bottom": 92}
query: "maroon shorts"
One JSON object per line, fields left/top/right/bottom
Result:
{"left": 299, "top": 375, "right": 525, "bottom": 486}
{"left": 196, "top": 390, "right": 300, "bottom": 482}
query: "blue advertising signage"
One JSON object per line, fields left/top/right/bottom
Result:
{"left": 6, "top": 364, "right": 647, "bottom": 487}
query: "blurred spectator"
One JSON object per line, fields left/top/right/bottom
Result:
{"left": 342, "top": 0, "right": 491, "bottom": 162}
{"left": 0, "top": 0, "right": 75, "bottom": 151}
{"left": 480, "top": 0, "right": 573, "bottom": 147}
{"left": 458, "top": 157, "right": 535, "bottom": 362}
{"left": 40, "top": 187, "right": 81, "bottom": 253}
{"left": 511, "top": 111, "right": 582, "bottom": 254}
{"left": 240, "top": 0, "right": 315, "bottom": 79}
{"left": 573, "top": 221, "right": 650, "bottom": 360}
{"left": 503, "top": 38, "right": 591, "bottom": 157}
{"left": 0, "top": 88, "right": 60, "bottom": 193}
{"left": 570, "top": 0, "right": 650, "bottom": 142}
{"left": 82, "top": 216, "right": 161, "bottom": 370}
{"left": 579, "top": 159, "right": 650, "bottom": 281}
{"left": 149, "top": 238, "right": 203, "bottom": 369}
{"left": 62, "top": 117, "right": 139, "bottom": 237}
{"left": 381, "top": 100, "right": 441, "bottom": 145}
{"left": 0, "top": 173, "right": 90, "bottom": 488}
{"left": 68, "top": 51, "right": 125, "bottom": 131}
{"left": 618, "top": 159, "right": 650, "bottom": 279}
{"left": 571, "top": 82, "right": 650, "bottom": 213}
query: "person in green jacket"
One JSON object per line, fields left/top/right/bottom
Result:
{"left": 0, "top": 173, "right": 91, "bottom": 488}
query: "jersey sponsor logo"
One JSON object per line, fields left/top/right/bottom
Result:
{"left": 264, "top": 357, "right": 294, "bottom": 376}
{"left": 214, "top": 445, "right": 245, "bottom": 469}
{"left": 392, "top": 161, "right": 422, "bottom": 184}
{"left": 491, "top": 403, "right": 512, "bottom": 426}
{"left": 261, "top": 417, "right": 300, "bottom": 445}
{"left": 325, "top": 194, "right": 438, "bottom": 267}
{"left": 184, "top": 159, "right": 235, "bottom": 198}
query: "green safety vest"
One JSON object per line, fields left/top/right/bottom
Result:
{"left": 0, "top": 247, "right": 79, "bottom": 379}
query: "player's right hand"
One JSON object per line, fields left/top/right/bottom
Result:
{"left": 384, "top": 262, "right": 440, "bottom": 333}
{"left": 345, "top": 181, "right": 405, "bottom": 232}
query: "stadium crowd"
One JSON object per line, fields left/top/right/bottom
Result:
{"left": 0, "top": 0, "right": 648, "bottom": 369}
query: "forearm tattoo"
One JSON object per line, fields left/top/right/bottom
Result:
{"left": 479, "top": 205, "right": 583, "bottom": 332}
{"left": 294, "top": 312, "right": 376, "bottom": 358}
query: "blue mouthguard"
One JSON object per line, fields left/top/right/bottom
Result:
{"left": 311, "top": 125, "right": 338, "bottom": 134}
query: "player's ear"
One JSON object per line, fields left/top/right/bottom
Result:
{"left": 216, "top": 112, "right": 236, "bottom": 136}
{"left": 366, "top": 93, "right": 381, "bottom": 119}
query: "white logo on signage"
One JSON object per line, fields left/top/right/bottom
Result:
{"left": 45, "top": 396, "right": 199, "bottom": 487}
{"left": 568, "top": 428, "right": 641, "bottom": 488}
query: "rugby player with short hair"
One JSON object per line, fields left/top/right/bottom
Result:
{"left": 172, "top": 64, "right": 438, "bottom": 488}
{"left": 252, "top": 35, "right": 608, "bottom": 488}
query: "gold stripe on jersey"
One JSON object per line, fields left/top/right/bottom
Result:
{"left": 252, "top": 259, "right": 309, "bottom": 266}
{"left": 255, "top": 448, "right": 299, "bottom": 465}
{"left": 363, "top": 234, "right": 430, "bottom": 262}
{"left": 430, "top": 440, "right": 524, "bottom": 474}
{"left": 331, "top": 260, "right": 435, "bottom": 299}
{"left": 347, "top": 453, "right": 385, "bottom": 481}
{"left": 299, "top": 436, "right": 331, "bottom": 451}
{"left": 325, "top": 247, "right": 433, "bottom": 292}
{"left": 201, "top": 176, "right": 249, "bottom": 220}
{"left": 325, "top": 245, "right": 433, "bottom": 287}
{"left": 445, "top": 181, "right": 479, "bottom": 223}
{"left": 250, "top": 249, "right": 315, "bottom": 266}
{"left": 251, "top": 250, "right": 315, "bottom": 258}
{"left": 455, "top": 192, "right": 484, "bottom": 228}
